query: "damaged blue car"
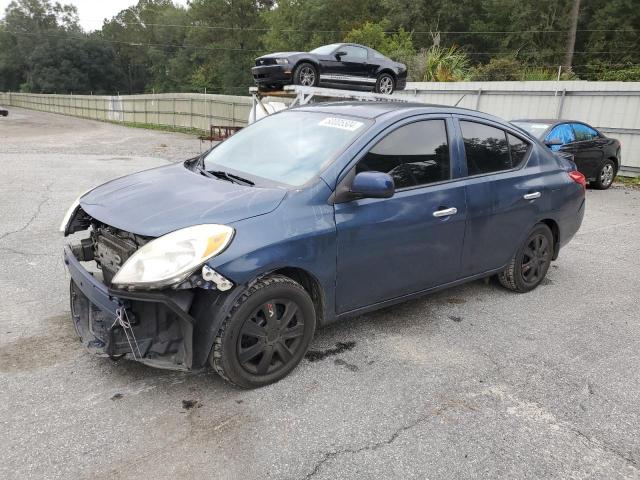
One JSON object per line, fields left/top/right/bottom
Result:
{"left": 62, "top": 102, "right": 585, "bottom": 388}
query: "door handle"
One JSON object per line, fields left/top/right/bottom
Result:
{"left": 523, "top": 192, "right": 541, "bottom": 200}
{"left": 433, "top": 207, "right": 458, "bottom": 218}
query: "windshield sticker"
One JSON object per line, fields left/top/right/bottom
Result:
{"left": 318, "top": 117, "right": 364, "bottom": 131}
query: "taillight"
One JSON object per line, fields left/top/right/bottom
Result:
{"left": 568, "top": 170, "right": 586, "bottom": 190}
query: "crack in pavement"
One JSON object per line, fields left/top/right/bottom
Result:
{"left": 0, "top": 246, "right": 56, "bottom": 257}
{"left": 303, "top": 387, "right": 640, "bottom": 479}
{"left": 0, "top": 182, "right": 53, "bottom": 242}
{"left": 304, "top": 401, "right": 472, "bottom": 479}
{"left": 569, "top": 425, "right": 639, "bottom": 470}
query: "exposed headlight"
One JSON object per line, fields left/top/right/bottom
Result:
{"left": 112, "top": 224, "right": 234, "bottom": 289}
{"left": 275, "top": 58, "right": 289, "bottom": 65}
{"left": 59, "top": 190, "right": 90, "bottom": 234}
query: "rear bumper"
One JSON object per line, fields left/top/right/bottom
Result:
{"left": 251, "top": 65, "right": 293, "bottom": 85}
{"left": 63, "top": 245, "right": 198, "bottom": 370}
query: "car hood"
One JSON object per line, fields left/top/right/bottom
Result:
{"left": 257, "top": 52, "right": 305, "bottom": 59}
{"left": 80, "top": 163, "right": 287, "bottom": 237}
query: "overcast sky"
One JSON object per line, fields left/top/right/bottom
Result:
{"left": 0, "top": 0, "right": 189, "bottom": 31}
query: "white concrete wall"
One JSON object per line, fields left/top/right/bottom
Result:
{"left": 395, "top": 81, "right": 640, "bottom": 174}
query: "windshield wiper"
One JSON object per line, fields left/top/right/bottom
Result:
{"left": 194, "top": 156, "right": 255, "bottom": 186}
{"left": 209, "top": 170, "right": 255, "bottom": 186}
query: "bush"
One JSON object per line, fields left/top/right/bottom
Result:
{"left": 417, "top": 45, "right": 470, "bottom": 82}
{"left": 469, "top": 58, "right": 577, "bottom": 81}
{"left": 597, "top": 66, "right": 640, "bottom": 81}
{"left": 469, "top": 57, "right": 522, "bottom": 81}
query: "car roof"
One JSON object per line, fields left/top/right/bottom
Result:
{"left": 296, "top": 101, "right": 510, "bottom": 124}
{"left": 512, "top": 119, "right": 585, "bottom": 125}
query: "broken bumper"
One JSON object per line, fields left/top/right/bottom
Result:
{"left": 63, "top": 245, "right": 198, "bottom": 370}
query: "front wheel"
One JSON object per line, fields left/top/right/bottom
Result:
{"left": 375, "top": 73, "right": 395, "bottom": 94}
{"left": 210, "top": 275, "right": 316, "bottom": 388}
{"left": 498, "top": 224, "right": 553, "bottom": 293}
{"left": 293, "top": 62, "right": 318, "bottom": 87}
{"left": 592, "top": 160, "right": 616, "bottom": 190}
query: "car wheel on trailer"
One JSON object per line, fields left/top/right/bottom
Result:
{"left": 498, "top": 223, "right": 554, "bottom": 293}
{"left": 210, "top": 275, "right": 316, "bottom": 388}
{"left": 293, "top": 62, "right": 318, "bottom": 87}
{"left": 591, "top": 160, "right": 616, "bottom": 190}
{"left": 375, "top": 73, "right": 395, "bottom": 94}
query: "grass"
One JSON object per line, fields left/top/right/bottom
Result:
{"left": 614, "top": 175, "right": 640, "bottom": 187}
{"left": 104, "top": 120, "right": 206, "bottom": 137}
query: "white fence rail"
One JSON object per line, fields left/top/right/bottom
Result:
{"left": 2, "top": 82, "right": 639, "bottom": 174}
{"left": 0, "top": 92, "right": 252, "bottom": 130}
{"left": 396, "top": 81, "right": 640, "bottom": 174}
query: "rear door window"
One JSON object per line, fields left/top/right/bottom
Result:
{"left": 572, "top": 123, "right": 599, "bottom": 142}
{"left": 356, "top": 120, "right": 450, "bottom": 189}
{"left": 460, "top": 121, "right": 511, "bottom": 175}
{"left": 546, "top": 124, "right": 576, "bottom": 149}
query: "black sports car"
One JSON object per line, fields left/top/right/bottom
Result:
{"left": 0, "top": 106, "right": 8, "bottom": 117}
{"left": 251, "top": 43, "right": 407, "bottom": 95}
{"left": 512, "top": 119, "right": 621, "bottom": 189}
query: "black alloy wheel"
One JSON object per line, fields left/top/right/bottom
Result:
{"left": 499, "top": 223, "right": 553, "bottom": 293}
{"left": 211, "top": 275, "right": 316, "bottom": 388}
{"left": 237, "top": 299, "right": 306, "bottom": 376}
{"left": 520, "top": 233, "right": 552, "bottom": 286}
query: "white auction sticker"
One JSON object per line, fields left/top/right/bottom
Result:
{"left": 318, "top": 117, "right": 364, "bottom": 131}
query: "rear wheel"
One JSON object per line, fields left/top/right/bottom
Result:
{"left": 293, "top": 62, "right": 318, "bottom": 87}
{"left": 499, "top": 224, "right": 553, "bottom": 293}
{"left": 375, "top": 73, "right": 395, "bottom": 94}
{"left": 592, "top": 160, "right": 616, "bottom": 190}
{"left": 210, "top": 275, "right": 316, "bottom": 388}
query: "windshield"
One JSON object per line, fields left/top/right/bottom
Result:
{"left": 203, "top": 111, "right": 371, "bottom": 186}
{"left": 511, "top": 122, "right": 551, "bottom": 139}
{"left": 310, "top": 43, "right": 342, "bottom": 55}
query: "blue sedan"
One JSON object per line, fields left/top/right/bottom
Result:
{"left": 61, "top": 102, "right": 586, "bottom": 388}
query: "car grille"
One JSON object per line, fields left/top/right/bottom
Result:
{"left": 255, "top": 58, "right": 276, "bottom": 66}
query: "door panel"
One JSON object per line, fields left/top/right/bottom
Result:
{"left": 460, "top": 167, "right": 550, "bottom": 276}
{"left": 334, "top": 117, "right": 465, "bottom": 313}
{"left": 456, "top": 116, "right": 547, "bottom": 276}
{"left": 561, "top": 123, "right": 605, "bottom": 179}
{"left": 321, "top": 45, "right": 370, "bottom": 86}
{"left": 335, "top": 184, "right": 467, "bottom": 312}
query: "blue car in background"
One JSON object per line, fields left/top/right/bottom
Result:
{"left": 62, "top": 102, "right": 586, "bottom": 388}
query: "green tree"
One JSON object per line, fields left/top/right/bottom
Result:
{"left": 344, "top": 21, "right": 415, "bottom": 64}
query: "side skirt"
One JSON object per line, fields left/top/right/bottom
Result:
{"left": 334, "top": 266, "right": 506, "bottom": 321}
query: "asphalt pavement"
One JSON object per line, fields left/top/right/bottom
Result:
{"left": 1, "top": 108, "right": 639, "bottom": 479}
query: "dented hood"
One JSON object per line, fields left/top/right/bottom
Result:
{"left": 80, "top": 163, "right": 286, "bottom": 237}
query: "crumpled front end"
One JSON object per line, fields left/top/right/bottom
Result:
{"left": 63, "top": 212, "right": 234, "bottom": 371}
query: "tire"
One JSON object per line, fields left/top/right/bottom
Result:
{"left": 591, "top": 160, "right": 616, "bottom": 190}
{"left": 293, "top": 62, "right": 318, "bottom": 87}
{"left": 210, "top": 275, "right": 316, "bottom": 388}
{"left": 375, "top": 73, "right": 395, "bottom": 94}
{"left": 498, "top": 223, "right": 554, "bottom": 293}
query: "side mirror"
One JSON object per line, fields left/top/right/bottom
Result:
{"left": 350, "top": 171, "right": 395, "bottom": 199}
{"left": 334, "top": 50, "right": 347, "bottom": 60}
{"left": 544, "top": 138, "right": 563, "bottom": 147}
